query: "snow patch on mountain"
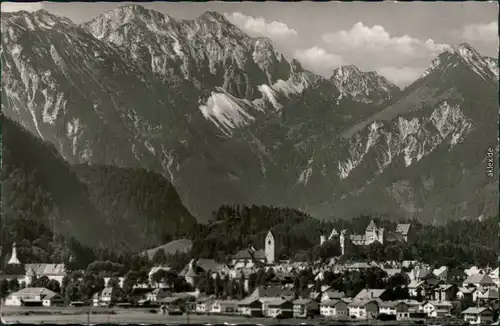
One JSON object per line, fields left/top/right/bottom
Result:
{"left": 66, "top": 118, "right": 81, "bottom": 156}
{"left": 199, "top": 91, "right": 255, "bottom": 136}
{"left": 258, "top": 84, "right": 282, "bottom": 110}
{"left": 41, "top": 90, "right": 65, "bottom": 125}
{"left": 298, "top": 157, "right": 314, "bottom": 185}
{"left": 144, "top": 140, "right": 155, "bottom": 155}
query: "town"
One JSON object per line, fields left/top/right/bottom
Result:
{"left": 1, "top": 219, "right": 498, "bottom": 325}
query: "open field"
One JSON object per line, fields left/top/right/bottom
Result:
{"left": 0, "top": 307, "right": 454, "bottom": 325}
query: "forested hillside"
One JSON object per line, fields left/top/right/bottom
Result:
{"left": 73, "top": 165, "right": 197, "bottom": 249}
{"left": 1, "top": 115, "right": 196, "bottom": 264}
{"left": 187, "top": 205, "right": 498, "bottom": 268}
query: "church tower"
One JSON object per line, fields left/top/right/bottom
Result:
{"left": 8, "top": 242, "right": 21, "bottom": 265}
{"left": 265, "top": 231, "right": 275, "bottom": 264}
{"left": 340, "top": 230, "right": 346, "bottom": 256}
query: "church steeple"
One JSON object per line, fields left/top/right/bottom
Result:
{"left": 8, "top": 242, "right": 21, "bottom": 265}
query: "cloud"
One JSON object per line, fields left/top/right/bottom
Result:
{"left": 461, "top": 22, "right": 498, "bottom": 45}
{"left": 377, "top": 67, "right": 426, "bottom": 87}
{"left": 322, "top": 22, "right": 449, "bottom": 58}
{"left": 1, "top": 2, "right": 43, "bottom": 12}
{"left": 224, "top": 12, "right": 298, "bottom": 38}
{"left": 294, "top": 47, "right": 343, "bottom": 75}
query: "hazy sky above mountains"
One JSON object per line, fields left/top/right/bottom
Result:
{"left": 2, "top": 1, "right": 498, "bottom": 87}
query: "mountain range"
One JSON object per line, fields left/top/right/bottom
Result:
{"left": 1, "top": 6, "right": 498, "bottom": 232}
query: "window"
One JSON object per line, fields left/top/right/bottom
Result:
{"left": 268, "top": 240, "right": 271, "bottom": 245}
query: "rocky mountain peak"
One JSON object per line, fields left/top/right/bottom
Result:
{"left": 2, "top": 8, "right": 73, "bottom": 31}
{"left": 333, "top": 65, "right": 362, "bottom": 78}
{"left": 83, "top": 4, "right": 176, "bottom": 41}
{"left": 421, "top": 43, "right": 497, "bottom": 81}
{"left": 197, "top": 11, "right": 230, "bottom": 24}
{"left": 330, "top": 65, "right": 400, "bottom": 103}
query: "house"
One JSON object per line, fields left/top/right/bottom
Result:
{"left": 103, "top": 276, "right": 125, "bottom": 288}
{"left": 423, "top": 275, "right": 443, "bottom": 293}
{"left": 477, "top": 288, "right": 499, "bottom": 303}
{"left": 433, "top": 284, "right": 457, "bottom": 301}
{"left": 463, "top": 274, "right": 496, "bottom": 289}
{"left": 92, "top": 287, "right": 122, "bottom": 307}
{"left": 354, "top": 289, "right": 389, "bottom": 301}
{"left": 461, "top": 307, "right": 494, "bottom": 325}
{"left": 195, "top": 297, "right": 214, "bottom": 314}
{"left": 238, "top": 298, "right": 263, "bottom": 317}
{"left": 457, "top": 287, "right": 474, "bottom": 304}
{"left": 321, "top": 290, "right": 346, "bottom": 302}
{"left": 407, "top": 267, "right": 430, "bottom": 282}
{"left": 402, "top": 299, "right": 422, "bottom": 311}
{"left": 292, "top": 298, "right": 319, "bottom": 318}
{"left": 328, "top": 229, "right": 339, "bottom": 240}
{"left": 158, "top": 296, "right": 185, "bottom": 310}
{"left": 446, "top": 268, "right": 467, "bottom": 285}
{"left": 249, "top": 286, "right": 295, "bottom": 301}
{"left": 433, "top": 266, "right": 448, "bottom": 280}
{"left": 265, "top": 299, "right": 293, "bottom": 318}
{"left": 211, "top": 300, "right": 238, "bottom": 314}
{"left": 145, "top": 288, "right": 170, "bottom": 303}
{"left": 345, "top": 262, "right": 372, "bottom": 271}
{"left": 320, "top": 299, "right": 349, "bottom": 317}
{"left": 489, "top": 267, "right": 499, "bottom": 286}
{"left": 465, "top": 266, "right": 485, "bottom": 276}
{"left": 231, "top": 249, "right": 266, "bottom": 268}
{"left": 4, "top": 287, "right": 64, "bottom": 307}
{"left": 195, "top": 259, "right": 229, "bottom": 277}
{"left": 348, "top": 300, "right": 379, "bottom": 319}
{"left": 24, "top": 264, "right": 67, "bottom": 285}
{"left": 229, "top": 267, "right": 255, "bottom": 292}
{"left": 382, "top": 268, "right": 402, "bottom": 280}
{"left": 183, "top": 262, "right": 199, "bottom": 287}
{"left": 395, "top": 223, "right": 411, "bottom": 242}
{"left": 408, "top": 280, "right": 426, "bottom": 298}
{"left": 420, "top": 300, "right": 453, "bottom": 318}
{"left": 379, "top": 301, "right": 409, "bottom": 315}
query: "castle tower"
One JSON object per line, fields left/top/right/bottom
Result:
{"left": 265, "top": 230, "right": 275, "bottom": 264}
{"left": 320, "top": 235, "right": 326, "bottom": 246}
{"left": 7, "top": 242, "right": 21, "bottom": 265}
{"left": 379, "top": 228, "right": 385, "bottom": 244}
{"left": 340, "top": 230, "right": 346, "bottom": 256}
{"left": 365, "top": 220, "right": 379, "bottom": 244}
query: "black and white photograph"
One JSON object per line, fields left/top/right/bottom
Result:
{"left": 0, "top": 1, "right": 498, "bottom": 325}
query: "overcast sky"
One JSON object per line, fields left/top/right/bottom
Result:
{"left": 2, "top": 1, "right": 498, "bottom": 86}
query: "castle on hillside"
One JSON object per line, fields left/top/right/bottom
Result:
{"left": 349, "top": 220, "right": 411, "bottom": 246}
{"left": 350, "top": 220, "right": 384, "bottom": 245}
{"left": 320, "top": 220, "right": 411, "bottom": 248}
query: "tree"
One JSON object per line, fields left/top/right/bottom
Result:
{"left": 8, "top": 279, "right": 20, "bottom": 293}
{"left": 61, "top": 276, "right": 69, "bottom": 297}
{"left": 152, "top": 249, "right": 167, "bottom": 265}
{"left": 214, "top": 274, "right": 222, "bottom": 298}
{"left": 107, "top": 277, "right": 121, "bottom": 289}
{"left": 416, "top": 288, "right": 423, "bottom": 302}
{"left": 64, "top": 280, "right": 80, "bottom": 302}
{"left": 239, "top": 273, "right": 245, "bottom": 298}
{"left": 47, "top": 279, "right": 61, "bottom": 293}
{"left": 123, "top": 272, "right": 138, "bottom": 296}
{"left": 0, "top": 280, "right": 9, "bottom": 298}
